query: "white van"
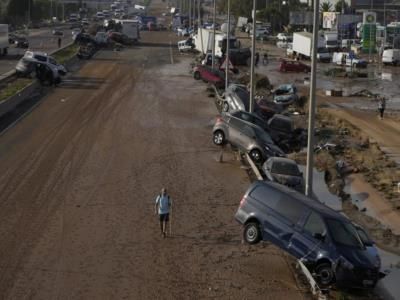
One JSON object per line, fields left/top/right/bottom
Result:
{"left": 382, "top": 49, "right": 400, "bottom": 65}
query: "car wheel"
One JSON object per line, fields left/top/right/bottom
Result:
{"left": 222, "top": 102, "right": 229, "bottom": 112}
{"left": 315, "top": 263, "right": 335, "bottom": 287}
{"left": 213, "top": 130, "right": 225, "bottom": 145}
{"left": 249, "top": 149, "right": 262, "bottom": 163}
{"left": 194, "top": 71, "right": 201, "bottom": 80}
{"left": 243, "top": 222, "right": 261, "bottom": 244}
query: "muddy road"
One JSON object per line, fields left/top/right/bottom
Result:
{"left": 0, "top": 3, "right": 306, "bottom": 300}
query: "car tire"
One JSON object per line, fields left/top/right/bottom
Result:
{"left": 222, "top": 102, "right": 229, "bottom": 112}
{"left": 243, "top": 222, "right": 261, "bottom": 244}
{"left": 249, "top": 149, "right": 263, "bottom": 163}
{"left": 315, "top": 263, "right": 335, "bottom": 287}
{"left": 194, "top": 71, "right": 201, "bottom": 80}
{"left": 213, "top": 130, "right": 225, "bottom": 145}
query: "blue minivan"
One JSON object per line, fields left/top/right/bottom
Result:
{"left": 235, "top": 181, "right": 383, "bottom": 289}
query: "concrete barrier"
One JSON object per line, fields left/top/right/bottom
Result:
{"left": 0, "top": 80, "right": 40, "bottom": 118}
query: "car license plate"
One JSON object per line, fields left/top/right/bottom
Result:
{"left": 363, "top": 280, "right": 374, "bottom": 286}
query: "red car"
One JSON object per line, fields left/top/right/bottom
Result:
{"left": 279, "top": 59, "right": 311, "bottom": 73}
{"left": 193, "top": 65, "right": 225, "bottom": 88}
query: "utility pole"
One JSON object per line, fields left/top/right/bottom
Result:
{"left": 225, "top": 0, "right": 231, "bottom": 90}
{"left": 368, "top": 0, "right": 373, "bottom": 62}
{"left": 189, "top": 0, "right": 192, "bottom": 28}
{"left": 212, "top": 0, "right": 216, "bottom": 70}
{"left": 249, "top": 0, "right": 256, "bottom": 113}
{"left": 305, "top": 0, "right": 320, "bottom": 197}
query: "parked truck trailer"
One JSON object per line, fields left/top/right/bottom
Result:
{"left": 292, "top": 32, "right": 330, "bottom": 62}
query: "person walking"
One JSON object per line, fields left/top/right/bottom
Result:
{"left": 58, "top": 37, "right": 62, "bottom": 48}
{"left": 263, "top": 52, "right": 269, "bottom": 65}
{"left": 378, "top": 96, "right": 386, "bottom": 120}
{"left": 255, "top": 52, "right": 260, "bottom": 67}
{"left": 154, "top": 188, "right": 172, "bottom": 238}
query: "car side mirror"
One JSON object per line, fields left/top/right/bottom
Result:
{"left": 313, "top": 233, "right": 325, "bottom": 241}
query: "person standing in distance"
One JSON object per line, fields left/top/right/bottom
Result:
{"left": 378, "top": 96, "right": 386, "bottom": 120}
{"left": 155, "top": 188, "right": 172, "bottom": 238}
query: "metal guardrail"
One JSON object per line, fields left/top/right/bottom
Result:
{"left": 297, "top": 259, "right": 327, "bottom": 300}
{"left": 244, "top": 153, "right": 263, "bottom": 180}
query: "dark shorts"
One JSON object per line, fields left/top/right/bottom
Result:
{"left": 159, "top": 213, "right": 169, "bottom": 222}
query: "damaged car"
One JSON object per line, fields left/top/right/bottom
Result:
{"left": 235, "top": 181, "right": 384, "bottom": 289}
{"left": 273, "top": 83, "right": 298, "bottom": 105}
{"left": 261, "top": 157, "right": 304, "bottom": 192}
{"left": 212, "top": 114, "right": 285, "bottom": 163}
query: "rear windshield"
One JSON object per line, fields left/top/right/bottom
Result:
{"left": 326, "top": 219, "right": 363, "bottom": 248}
{"left": 271, "top": 161, "right": 300, "bottom": 176}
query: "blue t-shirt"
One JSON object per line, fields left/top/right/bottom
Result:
{"left": 156, "top": 194, "right": 170, "bottom": 214}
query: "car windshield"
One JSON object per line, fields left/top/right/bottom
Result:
{"left": 271, "top": 161, "right": 300, "bottom": 176}
{"left": 326, "top": 219, "right": 364, "bottom": 248}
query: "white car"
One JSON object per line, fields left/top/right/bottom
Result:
{"left": 17, "top": 51, "right": 67, "bottom": 76}
{"left": 177, "top": 39, "right": 194, "bottom": 52}
{"left": 71, "top": 28, "right": 82, "bottom": 40}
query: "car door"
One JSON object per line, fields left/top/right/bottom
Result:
{"left": 227, "top": 117, "right": 245, "bottom": 147}
{"left": 262, "top": 194, "right": 307, "bottom": 251}
{"left": 288, "top": 211, "right": 328, "bottom": 260}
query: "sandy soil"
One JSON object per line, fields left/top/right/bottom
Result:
{"left": 0, "top": 1, "right": 307, "bottom": 299}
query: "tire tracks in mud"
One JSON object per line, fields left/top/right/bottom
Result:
{"left": 0, "top": 58, "right": 140, "bottom": 298}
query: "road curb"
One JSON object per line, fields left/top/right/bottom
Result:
{"left": 0, "top": 80, "right": 40, "bottom": 119}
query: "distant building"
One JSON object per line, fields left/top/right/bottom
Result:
{"left": 351, "top": 0, "right": 400, "bottom": 24}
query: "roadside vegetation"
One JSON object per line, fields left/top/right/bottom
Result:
{"left": 52, "top": 44, "right": 79, "bottom": 64}
{"left": 0, "top": 78, "right": 33, "bottom": 103}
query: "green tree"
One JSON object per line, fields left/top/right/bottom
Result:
{"left": 320, "top": 1, "right": 332, "bottom": 12}
{"left": 334, "top": 0, "right": 348, "bottom": 12}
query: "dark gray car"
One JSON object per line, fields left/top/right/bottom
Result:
{"left": 235, "top": 181, "right": 383, "bottom": 289}
{"left": 212, "top": 113, "right": 285, "bottom": 163}
{"left": 262, "top": 157, "right": 304, "bottom": 192}
{"left": 222, "top": 84, "right": 254, "bottom": 113}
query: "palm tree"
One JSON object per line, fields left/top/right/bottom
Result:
{"left": 320, "top": 1, "right": 332, "bottom": 12}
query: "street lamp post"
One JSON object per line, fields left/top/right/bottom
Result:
{"left": 212, "top": 0, "right": 216, "bottom": 70}
{"left": 225, "top": 0, "right": 231, "bottom": 90}
{"left": 249, "top": 0, "right": 256, "bottom": 113}
{"left": 305, "top": 0, "right": 320, "bottom": 196}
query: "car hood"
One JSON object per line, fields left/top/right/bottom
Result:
{"left": 338, "top": 245, "right": 381, "bottom": 269}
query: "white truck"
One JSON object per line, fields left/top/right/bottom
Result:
{"left": 292, "top": 32, "right": 331, "bottom": 62}
{"left": 194, "top": 28, "right": 238, "bottom": 57}
{"left": 324, "top": 31, "right": 338, "bottom": 49}
{"left": 0, "top": 24, "right": 9, "bottom": 56}
{"left": 382, "top": 49, "right": 400, "bottom": 65}
{"left": 332, "top": 52, "right": 368, "bottom": 68}
{"left": 194, "top": 28, "right": 251, "bottom": 66}
{"left": 115, "top": 19, "right": 140, "bottom": 42}
{"left": 237, "top": 17, "right": 248, "bottom": 29}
